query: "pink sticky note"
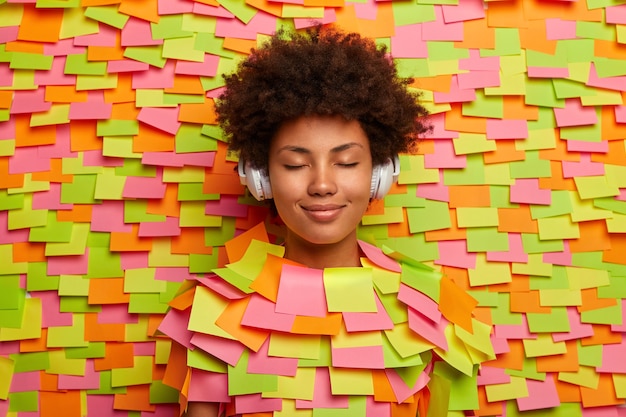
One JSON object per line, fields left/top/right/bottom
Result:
{"left": 205, "top": 195, "right": 248, "bottom": 218}
{"left": 554, "top": 98, "right": 598, "bottom": 127}
{"left": 69, "top": 92, "right": 113, "bottom": 120}
{"left": 107, "top": 59, "right": 150, "bottom": 73}
{"left": 566, "top": 140, "right": 608, "bottom": 153}
{"left": 143, "top": 151, "right": 216, "bottom": 168}
{"left": 441, "top": 0, "right": 485, "bottom": 23}
{"left": 175, "top": 54, "right": 220, "bottom": 77}
{"left": 510, "top": 178, "right": 551, "bottom": 205}
{"left": 214, "top": 11, "right": 277, "bottom": 40}
{"left": 123, "top": 169, "right": 167, "bottom": 199}
{"left": 331, "top": 345, "right": 385, "bottom": 369}
{"left": 157, "top": 0, "right": 193, "bottom": 14}
{"left": 134, "top": 342, "right": 156, "bottom": 356}
{"left": 138, "top": 217, "right": 181, "bottom": 237}
{"left": 121, "top": 18, "right": 163, "bottom": 46}
{"left": 494, "top": 315, "right": 535, "bottom": 340}
{"left": 158, "top": 308, "right": 194, "bottom": 349}
{"left": 275, "top": 264, "right": 327, "bottom": 318}
{"left": 459, "top": 50, "right": 499, "bottom": 71}
{"left": 552, "top": 306, "right": 594, "bottom": 342}
{"left": 487, "top": 233, "right": 528, "bottom": 263}
{"left": 74, "top": 24, "right": 117, "bottom": 46}
{"left": 561, "top": 153, "right": 604, "bottom": 178}
{"left": 457, "top": 69, "right": 500, "bottom": 90}
{"left": 47, "top": 251, "right": 90, "bottom": 275}
{"left": 155, "top": 267, "right": 195, "bottom": 283}
{"left": 343, "top": 293, "right": 394, "bottom": 332}
{"left": 9, "top": 146, "right": 50, "bottom": 174}
{"left": 58, "top": 359, "right": 100, "bottom": 390}
{"left": 398, "top": 284, "right": 441, "bottom": 323}
{"left": 366, "top": 396, "right": 391, "bottom": 417}
{"left": 241, "top": 293, "right": 296, "bottom": 332}
{"left": 0, "top": 64, "right": 13, "bottom": 87}
{"left": 120, "top": 252, "right": 149, "bottom": 270}
{"left": 0, "top": 211, "right": 29, "bottom": 243}
{"left": 43, "top": 38, "right": 85, "bottom": 56}
{"left": 428, "top": 113, "right": 460, "bottom": 139}
{"left": 527, "top": 66, "right": 569, "bottom": 78}
{"left": 193, "top": 3, "right": 235, "bottom": 18}
{"left": 435, "top": 240, "right": 476, "bottom": 269}
{"left": 611, "top": 300, "right": 626, "bottom": 333}
{"left": 416, "top": 171, "right": 450, "bottom": 202}
{"left": 91, "top": 201, "right": 133, "bottom": 233}
{"left": 597, "top": 337, "right": 626, "bottom": 374}
{"left": 87, "top": 394, "right": 130, "bottom": 417}
{"left": 358, "top": 240, "right": 401, "bottom": 272}
{"left": 353, "top": 0, "right": 377, "bottom": 19}
{"left": 516, "top": 375, "right": 561, "bottom": 411}
{"left": 132, "top": 61, "right": 175, "bottom": 89}
{"left": 98, "top": 304, "right": 139, "bottom": 324}
{"left": 543, "top": 241, "right": 573, "bottom": 266}
{"left": 587, "top": 64, "right": 626, "bottom": 92}
{"left": 477, "top": 366, "right": 510, "bottom": 386}
{"left": 434, "top": 75, "right": 476, "bottom": 103}
{"left": 235, "top": 393, "right": 282, "bottom": 415}
{"left": 407, "top": 307, "right": 449, "bottom": 350}
{"left": 188, "top": 369, "right": 230, "bottom": 402}
{"left": 83, "top": 149, "right": 124, "bottom": 167}
{"left": 425, "top": 139, "right": 466, "bottom": 169}
{"left": 10, "top": 88, "right": 51, "bottom": 114}
{"left": 606, "top": 5, "right": 626, "bottom": 24}
{"left": 294, "top": 8, "right": 336, "bottom": 29}
{"left": 195, "top": 275, "right": 247, "bottom": 301}
{"left": 385, "top": 366, "right": 430, "bottom": 403}
{"left": 390, "top": 24, "right": 428, "bottom": 59}
{"left": 295, "top": 367, "right": 349, "bottom": 409}
{"left": 191, "top": 332, "right": 245, "bottom": 366}
{"left": 545, "top": 18, "right": 577, "bottom": 40}
{"left": 0, "top": 26, "right": 18, "bottom": 44}
{"left": 32, "top": 184, "right": 73, "bottom": 210}
{"left": 247, "top": 338, "right": 298, "bottom": 377}
{"left": 137, "top": 107, "right": 181, "bottom": 135}
{"left": 422, "top": 6, "right": 464, "bottom": 41}
{"left": 34, "top": 56, "right": 77, "bottom": 86}
{"left": 10, "top": 371, "right": 41, "bottom": 392}
{"left": 36, "top": 291, "right": 73, "bottom": 327}
{"left": 486, "top": 119, "right": 528, "bottom": 140}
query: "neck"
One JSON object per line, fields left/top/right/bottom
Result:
{"left": 283, "top": 233, "right": 362, "bottom": 269}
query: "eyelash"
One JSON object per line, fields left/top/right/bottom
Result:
{"left": 283, "top": 163, "right": 358, "bottom": 170}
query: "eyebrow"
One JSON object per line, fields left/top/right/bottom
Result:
{"left": 277, "top": 142, "right": 365, "bottom": 154}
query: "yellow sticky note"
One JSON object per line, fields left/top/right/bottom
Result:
{"left": 332, "top": 325, "right": 382, "bottom": 349}
{"left": 179, "top": 201, "right": 222, "bottom": 227}
{"left": 268, "top": 333, "right": 320, "bottom": 360}
{"left": 558, "top": 365, "right": 599, "bottom": 389}
{"left": 362, "top": 206, "right": 405, "bottom": 225}
{"left": 188, "top": 286, "right": 236, "bottom": 340}
{"left": 398, "top": 154, "right": 439, "bottom": 185}
{"left": 384, "top": 323, "right": 434, "bottom": 358}
{"left": 45, "top": 223, "right": 90, "bottom": 256}
{"left": 264, "top": 367, "right": 316, "bottom": 400}
{"left": 453, "top": 133, "right": 497, "bottom": 155}
{"left": 47, "top": 350, "right": 87, "bottom": 376}
{"left": 456, "top": 207, "right": 499, "bottom": 228}
{"left": 435, "top": 325, "right": 475, "bottom": 377}
{"left": 574, "top": 175, "right": 620, "bottom": 200}
{"left": 0, "top": 356, "right": 14, "bottom": 400}
{"left": 148, "top": 238, "right": 190, "bottom": 267}
{"left": 522, "top": 333, "right": 567, "bottom": 358}
{"left": 469, "top": 254, "right": 512, "bottom": 286}
{"left": 512, "top": 253, "right": 553, "bottom": 277}
{"left": 324, "top": 268, "right": 377, "bottom": 313}
{"left": 539, "top": 289, "right": 582, "bottom": 307}
{"left": 111, "top": 356, "right": 154, "bottom": 387}
{"left": 566, "top": 266, "right": 610, "bottom": 290}
{"left": 0, "top": 298, "right": 42, "bottom": 342}
{"left": 365, "top": 259, "right": 401, "bottom": 295}
{"left": 328, "top": 367, "right": 374, "bottom": 396}
{"left": 485, "top": 375, "right": 529, "bottom": 402}
{"left": 537, "top": 215, "right": 580, "bottom": 240}
{"left": 569, "top": 193, "right": 614, "bottom": 222}
{"left": 455, "top": 319, "right": 496, "bottom": 362}
{"left": 47, "top": 313, "right": 89, "bottom": 348}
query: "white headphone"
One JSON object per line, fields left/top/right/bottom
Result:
{"left": 238, "top": 155, "right": 400, "bottom": 201}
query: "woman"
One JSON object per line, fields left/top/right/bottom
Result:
{"left": 160, "top": 25, "right": 493, "bottom": 417}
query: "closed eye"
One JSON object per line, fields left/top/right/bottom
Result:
{"left": 337, "top": 162, "right": 358, "bottom": 167}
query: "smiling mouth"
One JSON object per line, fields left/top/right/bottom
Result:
{"left": 302, "top": 204, "right": 345, "bottom": 221}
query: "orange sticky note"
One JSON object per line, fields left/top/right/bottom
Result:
{"left": 449, "top": 185, "right": 491, "bottom": 208}
{"left": 118, "top": 0, "right": 160, "bottom": 23}
{"left": 12, "top": 242, "right": 46, "bottom": 263}
{"left": 249, "top": 254, "right": 301, "bottom": 302}
{"left": 291, "top": 312, "right": 342, "bottom": 335}
{"left": 224, "top": 221, "right": 269, "bottom": 264}
{"left": 56, "top": 204, "right": 92, "bottom": 223}
{"left": 15, "top": 115, "right": 57, "bottom": 147}
{"left": 84, "top": 313, "right": 126, "bottom": 342}
{"left": 497, "top": 206, "right": 538, "bottom": 234}
{"left": 438, "top": 275, "right": 477, "bottom": 333}
{"left": 171, "top": 228, "right": 213, "bottom": 255}
{"left": 88, "top": 278, "right": 131, "bottom": 305}
{"left": 114, "top": 384, "right": 156, "bottom": 412}
{"left": 178, "top": 98, "right": 218, "bottom": 124}
{"left": 40, "top": 391, "right": 82, "bottom": 417}
{"left": 216, "top": 297, "right": 269, "bottom": 351}
{"left": 110, "top": 225, "right": 153, "bottom": 252}
{"left": 94, "top": 342, "right": 135, "bottom": 371}
{"left": 17, "top": 6, "right": 63, "bottom": 42}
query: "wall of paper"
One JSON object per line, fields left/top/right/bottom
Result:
{"left": 1, "top": 0, "right": 626, "bottom": 416}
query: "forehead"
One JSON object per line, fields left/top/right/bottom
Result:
{"left": 270, "top": 115, "right": 371, "bottom": 153}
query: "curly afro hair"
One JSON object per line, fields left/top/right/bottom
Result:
{"left": 216, "top": 25, "right": 430, "bottom": 170}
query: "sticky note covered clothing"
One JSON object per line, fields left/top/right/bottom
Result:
{"left": 158, "top": 227, "right": 495, "bottom": 416}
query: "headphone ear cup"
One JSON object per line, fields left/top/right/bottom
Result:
{"left": 370, "top": 155, "right": 400, "bottom": 200}
{"left": 238, "top": 159, "right": 273, "bottom": 201}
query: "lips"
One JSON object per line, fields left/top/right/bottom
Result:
{"left": 301, "top": 204, "right": 345, "bottom": 222}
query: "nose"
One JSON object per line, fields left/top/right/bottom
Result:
{"left": 307, "top": 165, "right": 337, "bottom": 196}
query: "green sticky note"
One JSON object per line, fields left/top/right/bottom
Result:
{"left": 180, "top": 13, "right": 218, "bottom": 34}
{"left": 537, "top": 214, "right": 581, "bottom": 241}
{"left": 530, "top": 190, "right": 573, "bottom": 219}
{"left": 0, "top": 288, "right": 26, "bottom": 329}
{"left": 577, "top": 20, "right": 614, "bottom": 41}
{"left": 0, "top": 245, "right": 27, "bottom": 276}
{"left": 580, "top": 302, "right": 622, "bottom": 325}
{"left": 0, "top": 356, "right": 14, "bottom": 400}
{"left": 228, "top": 350, "right": 278, "bottom": 395}
{"left": 521, "top": 232, "right": 564, "bottom": 254}
{"left": 124, "top": 268, "right": 166, "bottom": 293}
{"left": 7, "top": 200, "right": 48, "bottom": 231}
{"left": 382, "top": 333, "right": 425, "bottom": 368}
{"left": 65, "top": 342, "right": 106, "bottom": 360}
{"left": 577, "top": 341, "right": 602, "bottom": 368}
{"left": 103, "top": 136, "right": 142, "bottom": 159}
{"left": 189, "top": 253, "right": 219, "bottom": 274}
{"left": 385, "top": 185, "right": 425, "bottom": 207}
{"left": 0, "top": 298, "right": 41, "bottom": 342}
{"left": 84, "top": 5, "right": 129, "bottom": 29}
{"left": 64, "top": 52, "right": 107, "bottom": 76}
{"left": 506, "top": 356, "right": 545, "bottom": 381}
{"left": 527, "top": 307, "right": 570, "bottom": 333}
{"left": 525, "top": 78, "right": 564, "bottom": 109}
{"left": 94, "top": 169, "right": 126, "bottom": 201}
{"left": 163, "top": 92, "right": 205, "bottom": 106}
{"left": 314, "top": 396, "right": 366, "bottom": 417}
{"left": 150, "top": 380, "right": 180, "bottom": 404}
{"left": 394, "top": 58, "right": 431, "bottom": 78}
{"left": 47, "top": 313, "right": 89, "bottom": 348}
{"left": 433, "top": 360, "right": 479, "bottom": 411}
{"left": 510, "top": 150, "right": 551, "bottom": 179}
{"left": 453, "top": 133, "right": 497, "bottom": 155}
{"left": 176, "top": 124, "right": 219, "bottom": 153}
{"left": 11, "top": 352, "right": 50, "bottom": 373}
{"left": 597, "top": 276, "right": 626, "bottom": 299}
{"left": 150, "top": 14, "right": 193, "bottom": 39}
{"left": 30, "top": 103, "right": 70, "bottom": 127}
{"left": 443, "top": 154, "right": 486, "bottom": 185}
{"left": 111, "top": 356, "right": 154, "bottom": 387}
{"left": 456, "top": 207, "right": 499, "bottom": 228}
{"left": 163, "top": 35, "right": 205, "bottom": 62}
{"left": 481, "top": 28, "right": 521, "bottom": 57}
{"left": 0, "top": 190, "right": 23, "bottom": 210}
{"left": 124, "top": 45, "right": 167, "bottom": 68}
{"left": 97, "top": 119, "right": 139, "bottom": 137}
{"left": 462, "top": 91, "right": 503, "bottom": 119}
{"left": 406, "top": 200, "right": 450, "bottom": 233}
{"left": 560, "top": 121, "right": 602, "bottom": 142}
{"left": 0, "top": 275, "right": 20, "bottom": 310}
{"left": 324, "top": 268, "right": 376, "bottom": 313}
{"left": 61, "top": 174, "right": 98, "bottom": 204}
{"left": 466, "top": 227, "right": 509, "bottom": 252}
{"left": 218, "top": 0, "right": 257, "bottom": 24}
{"left": 46, "top": 353, "right": 87, "bottom": 378}
{"left": 398, "top": 154, "right": 439, "bottom": 185}
{"left": 201, "top": 124, "right": 225, "bottom": 142}
{"left": 490, "top": 293, "right": 522, "bottom": 325}
{"left": 87, "top": 247, "right": 123, "bottom": 278}
{"left": 28, "top": 212, "right": 73, "bottom": 243}
{"left": 124, "top": 200, "right": 166, "bottom": 223}
{"left": 529, "top": 266, "right": 568, "bottom": 291}
{"left": 179, "top": 201, "right": 222, "bottom": 227}
{"left": 399, "top": 262, "right": 440, "bottom": 302}
{"left": 187, "top": 346, "right": 227, "bottom": 372}
{"left": 10, "top": 51, "right": 53, "bottom": 70}
{"left": 45, "top": 222, "right": 90, "bottom": 256}
{"left": 469, "top": 254, "right": 512, "bottom": 286}
{"left": 59, "top": 5, "right": 100, "bottom": 38}
{"left": 76, "top": 73, "right": 119, "bottom": 91}
{"left": 26, "top": 262, "right": 59, "bottom": 291}
{"left": 392, "top": 2, "right": 434, "bottom": 25}
{"left": 86, "top": 370, "right": 125, "bottom": 395}
{"left": 8, "top": 391, "right": 38, "bottom": 412}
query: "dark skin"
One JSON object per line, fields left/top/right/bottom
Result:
{"left": 185, "top": 402, "right": 219, "bottom": 417}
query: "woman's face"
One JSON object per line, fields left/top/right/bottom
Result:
{"left": 268, "top": 115, "right": 373, "bottom": 249}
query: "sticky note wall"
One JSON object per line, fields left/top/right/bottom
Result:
{"left": 1, "top": 0, "right": 626, "bottom": 416}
